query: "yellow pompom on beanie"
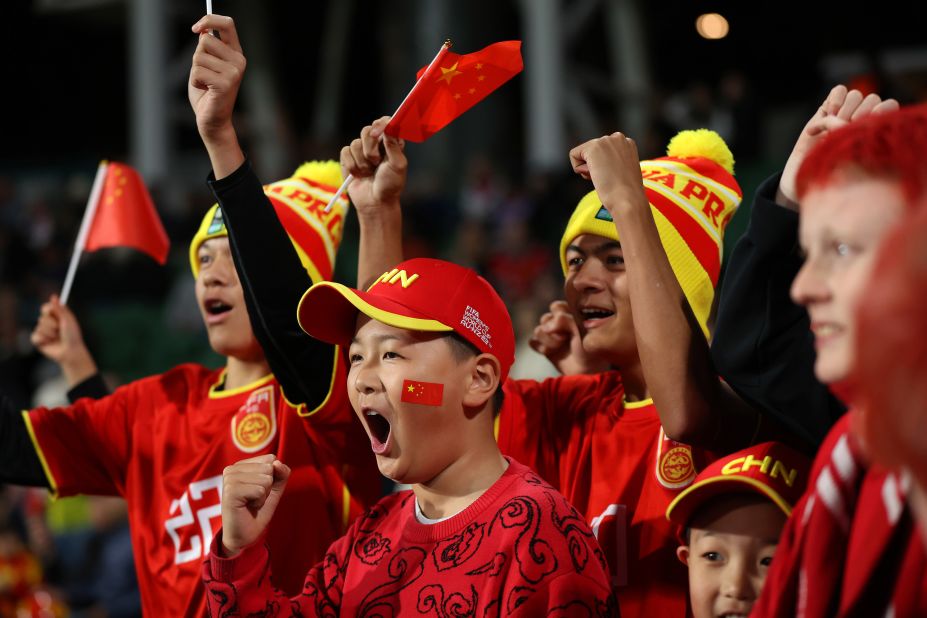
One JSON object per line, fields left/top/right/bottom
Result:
{"left": 559, "top": 129, "right": 742, "bottom": 339}
{"left": 189, "top": 161, "right": 349, "bottom": 282}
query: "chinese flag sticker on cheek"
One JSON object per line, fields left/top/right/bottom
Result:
{"left": 401, "top": 379, "right": 444, "bottom": 406}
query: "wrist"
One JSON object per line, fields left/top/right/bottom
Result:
{"left": 198, "top": 121, "right": 237, "bottom": 148}
{"left": 219, "top": 541, "right": 243, "bottom": 559}
{"left": 356, "top": 200, "right": 402, "bottom": 224}
{"left": 774, "top": 185, "right": 800, "bottom": 212}
{"left": 61, "top": 350, "right": 99, "bottom": 388}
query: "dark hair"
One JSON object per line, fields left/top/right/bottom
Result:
{"left": 445, "top": 333, "right": 506, "bottom": 413}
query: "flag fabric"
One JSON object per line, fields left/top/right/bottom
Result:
{"left": 85, "top": 162, "right": 170, "bottom": 264}
{"left": 401, "top": 379, "right": 444, "bottom": 406}
{"left": 385, "top": 41, "right": 523, "bottom": 143}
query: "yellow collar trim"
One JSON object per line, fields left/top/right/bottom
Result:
{"left": 208, "top": 370, "right": 275, "bottom": 399}
{"left": 623, "top": 397, "right": 654, "bottom": 410}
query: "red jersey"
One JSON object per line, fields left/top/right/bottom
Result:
{"left": 497, "top": 372, "right": 707, "bottom": 617}
{"left": 202, "top": 458, "right": 617, "bottom": 616}
{"left": 24, "top": 361, "right": 379, "bottom": 617}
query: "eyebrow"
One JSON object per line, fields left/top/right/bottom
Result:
{"left": 566, "top": 240, "right": 622, "bottom": 254}
{"left": 697, "top": 530, "right": 781, "bottom": 545}
{"left": 350, "top": 333, "right": 403, "bottom": 346}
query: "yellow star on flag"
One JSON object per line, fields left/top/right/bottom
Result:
{"left": 478, "top": 75, "right": 486, "bottom": 82}
{"left": 468, "top": 88, "right": 476, "bottom": 94}
{"left": 475, "top": 63, "right": 483, "bottom": 70}
{"left": 407, "top": 384, "right": 416, "bottom": 392}
{"left": 438, "top": 62, "right": 463, "bottom": 85}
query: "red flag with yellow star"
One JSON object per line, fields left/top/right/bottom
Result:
{"left": 84, "top": 162, "right": 170, "bottom": 264}
{"left": 385, "top": 41, "right": 523, "bottom": 143}
{"left": 401, "top": 379, "right": 444, "bottom": 406}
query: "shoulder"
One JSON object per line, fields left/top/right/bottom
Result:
{"left": 490, "top": 461, "right": 612, "bottom": 591}
{"left": 497, "top": 461, "right": 595, "bottom": 539}
{"left": 505, "top": 371, "right": 624, "bottom": 403}
{"left": 115, "top": 364, "right": 220, "bottom": 405}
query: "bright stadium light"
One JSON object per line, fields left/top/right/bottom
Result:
{"left": 696, "top": 13, "right": 729, "bottom": 40}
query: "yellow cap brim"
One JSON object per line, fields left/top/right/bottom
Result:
{"left": 296, "top": 281, "right": 452, "bottom": 345}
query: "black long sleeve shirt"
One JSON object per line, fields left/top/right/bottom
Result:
{"left": 711, "top": 173, "right": 846, "bottom": 446}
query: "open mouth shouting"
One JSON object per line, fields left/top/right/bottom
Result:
{"left": 579, "top": 306, "right": 615, "bottom": 329}
{"left": 203, "top": 298, "right": 233, "bottom": 325}
{"left": 362, "top": 407, "right": 392, "bottom": 455}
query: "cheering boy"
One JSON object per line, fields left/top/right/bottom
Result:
{"left": 202, "top": 257, "right": 616, "bottom": 616}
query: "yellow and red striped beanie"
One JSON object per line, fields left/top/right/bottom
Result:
{"left": 189, "top": 161, "right": 349, "bottom": 283}
{"left": 559, "top": 129, "right": 742, "bottom": 339}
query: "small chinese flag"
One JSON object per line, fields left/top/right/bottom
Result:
{"left": 385, "top": 40, "right": 523, "bottom": 143}
{"left": 401, "top": 379, "right": 444, "bottom": 406}
{"left": 85, "top": 162, "right": 170, "bottom": 264}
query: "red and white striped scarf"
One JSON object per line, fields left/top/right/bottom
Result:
{"left": 753, "top": 412, "right": 927, "bottom": 617}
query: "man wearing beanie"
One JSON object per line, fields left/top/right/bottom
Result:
{"left": 496, "top": 129, "right": 754, "bottom": 616}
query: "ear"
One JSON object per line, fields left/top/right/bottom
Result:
{"left": 462, "top": 353, "right": 502, "bottom": 410}
{"left": 676, "top": 545, "right": 690, "bottom": 566}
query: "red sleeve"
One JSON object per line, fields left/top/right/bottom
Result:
{"left": 510, "top": 571, "right": 618, "bottom": 617}
{"left": 203, "top": 524, "right": 356, "bottom": 617}
{"left": 497, "top": 373, "right": 619, "bottom": 486}
{"left": 25, "top": 386, "right": 136, "bottom": 497}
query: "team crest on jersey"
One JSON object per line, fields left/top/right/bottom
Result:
{"left": 231, "top": 385, "right": 277, "bottom": 453}
{"left": 656, "top": 429, "right": 696, "bottom": 489}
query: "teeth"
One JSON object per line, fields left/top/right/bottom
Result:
{"left": 815, "top": 324, "right": 838, "bottom": 337}
{"left": 365, "top": 411, "right": 380, "bottom": 417}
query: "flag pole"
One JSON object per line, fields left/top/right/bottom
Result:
{"left": 61, "top": 161, "right": 108, "bottom": 305}
{"left": 324, "top": 39, "right": 452, "bottom": 213}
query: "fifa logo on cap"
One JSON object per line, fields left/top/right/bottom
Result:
{"left": 374, "top": 268, "right": 420, "bottom": 289}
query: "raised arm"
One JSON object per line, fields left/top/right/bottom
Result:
{"left": 189, "top": 16, "right": 408, "bottom": 409}
{"left": 31, "top": 295, "right": 100, "bottom": 389}
{"left": 711, "top": 86, "right": 898, "bottom": 445}
{"left": 340, "top": 116, "right": 407, "bottom": 289}
{"left": 203, "top": 454, "right": 350, "bottom": 616}
{"left": 568, "top": 134, "right": 756, "bottom": 450}
{"left": 189, "top": 14, "right": 331, "bottom": 408}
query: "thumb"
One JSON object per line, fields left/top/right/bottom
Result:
{"left": 382, "top": 134, "right": 406, "bottom": 168}
{"left": 270, "top": 460, "right": 291, "bottom": 494}
{"left": 262, "top": 460, "right": 290, "bottom": 515}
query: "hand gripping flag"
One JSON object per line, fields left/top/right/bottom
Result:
{"left": 385, "top": 40, "right": 523, "bottom": 143}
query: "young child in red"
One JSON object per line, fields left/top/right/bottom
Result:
{"left": 666, "top": 442, "right": 810, "bottom": 618}
{"left": 202, "top": 258, "right": 616, "bottom": 616}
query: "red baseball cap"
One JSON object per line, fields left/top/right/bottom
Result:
{"left": 296, "top": 258, "right": 516, "bottom": 381}
{"left": 666, "top": 441, "right": 811, "bottom": 527}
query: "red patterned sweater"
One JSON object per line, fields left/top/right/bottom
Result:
{"left": 203, "top": 458, "right": 618, "bottom": 616}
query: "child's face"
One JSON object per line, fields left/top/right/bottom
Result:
{"left": 194, "top": 238, "right": 263, "bottom": 362}
{"left": 791, "top": 178, "right": 905, "bottom": 386}
{"left": 347, "top": 316, "right": 473, "bottom": 484}
{"left": 678, "top": 496, "right": 786, "bottom": 618}
{"left": 564, "top": 233, "right": 637, "bottom": 364}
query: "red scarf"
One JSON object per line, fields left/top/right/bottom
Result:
{"left": 753, "top": 413, "right": 927, "bottom": 617}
